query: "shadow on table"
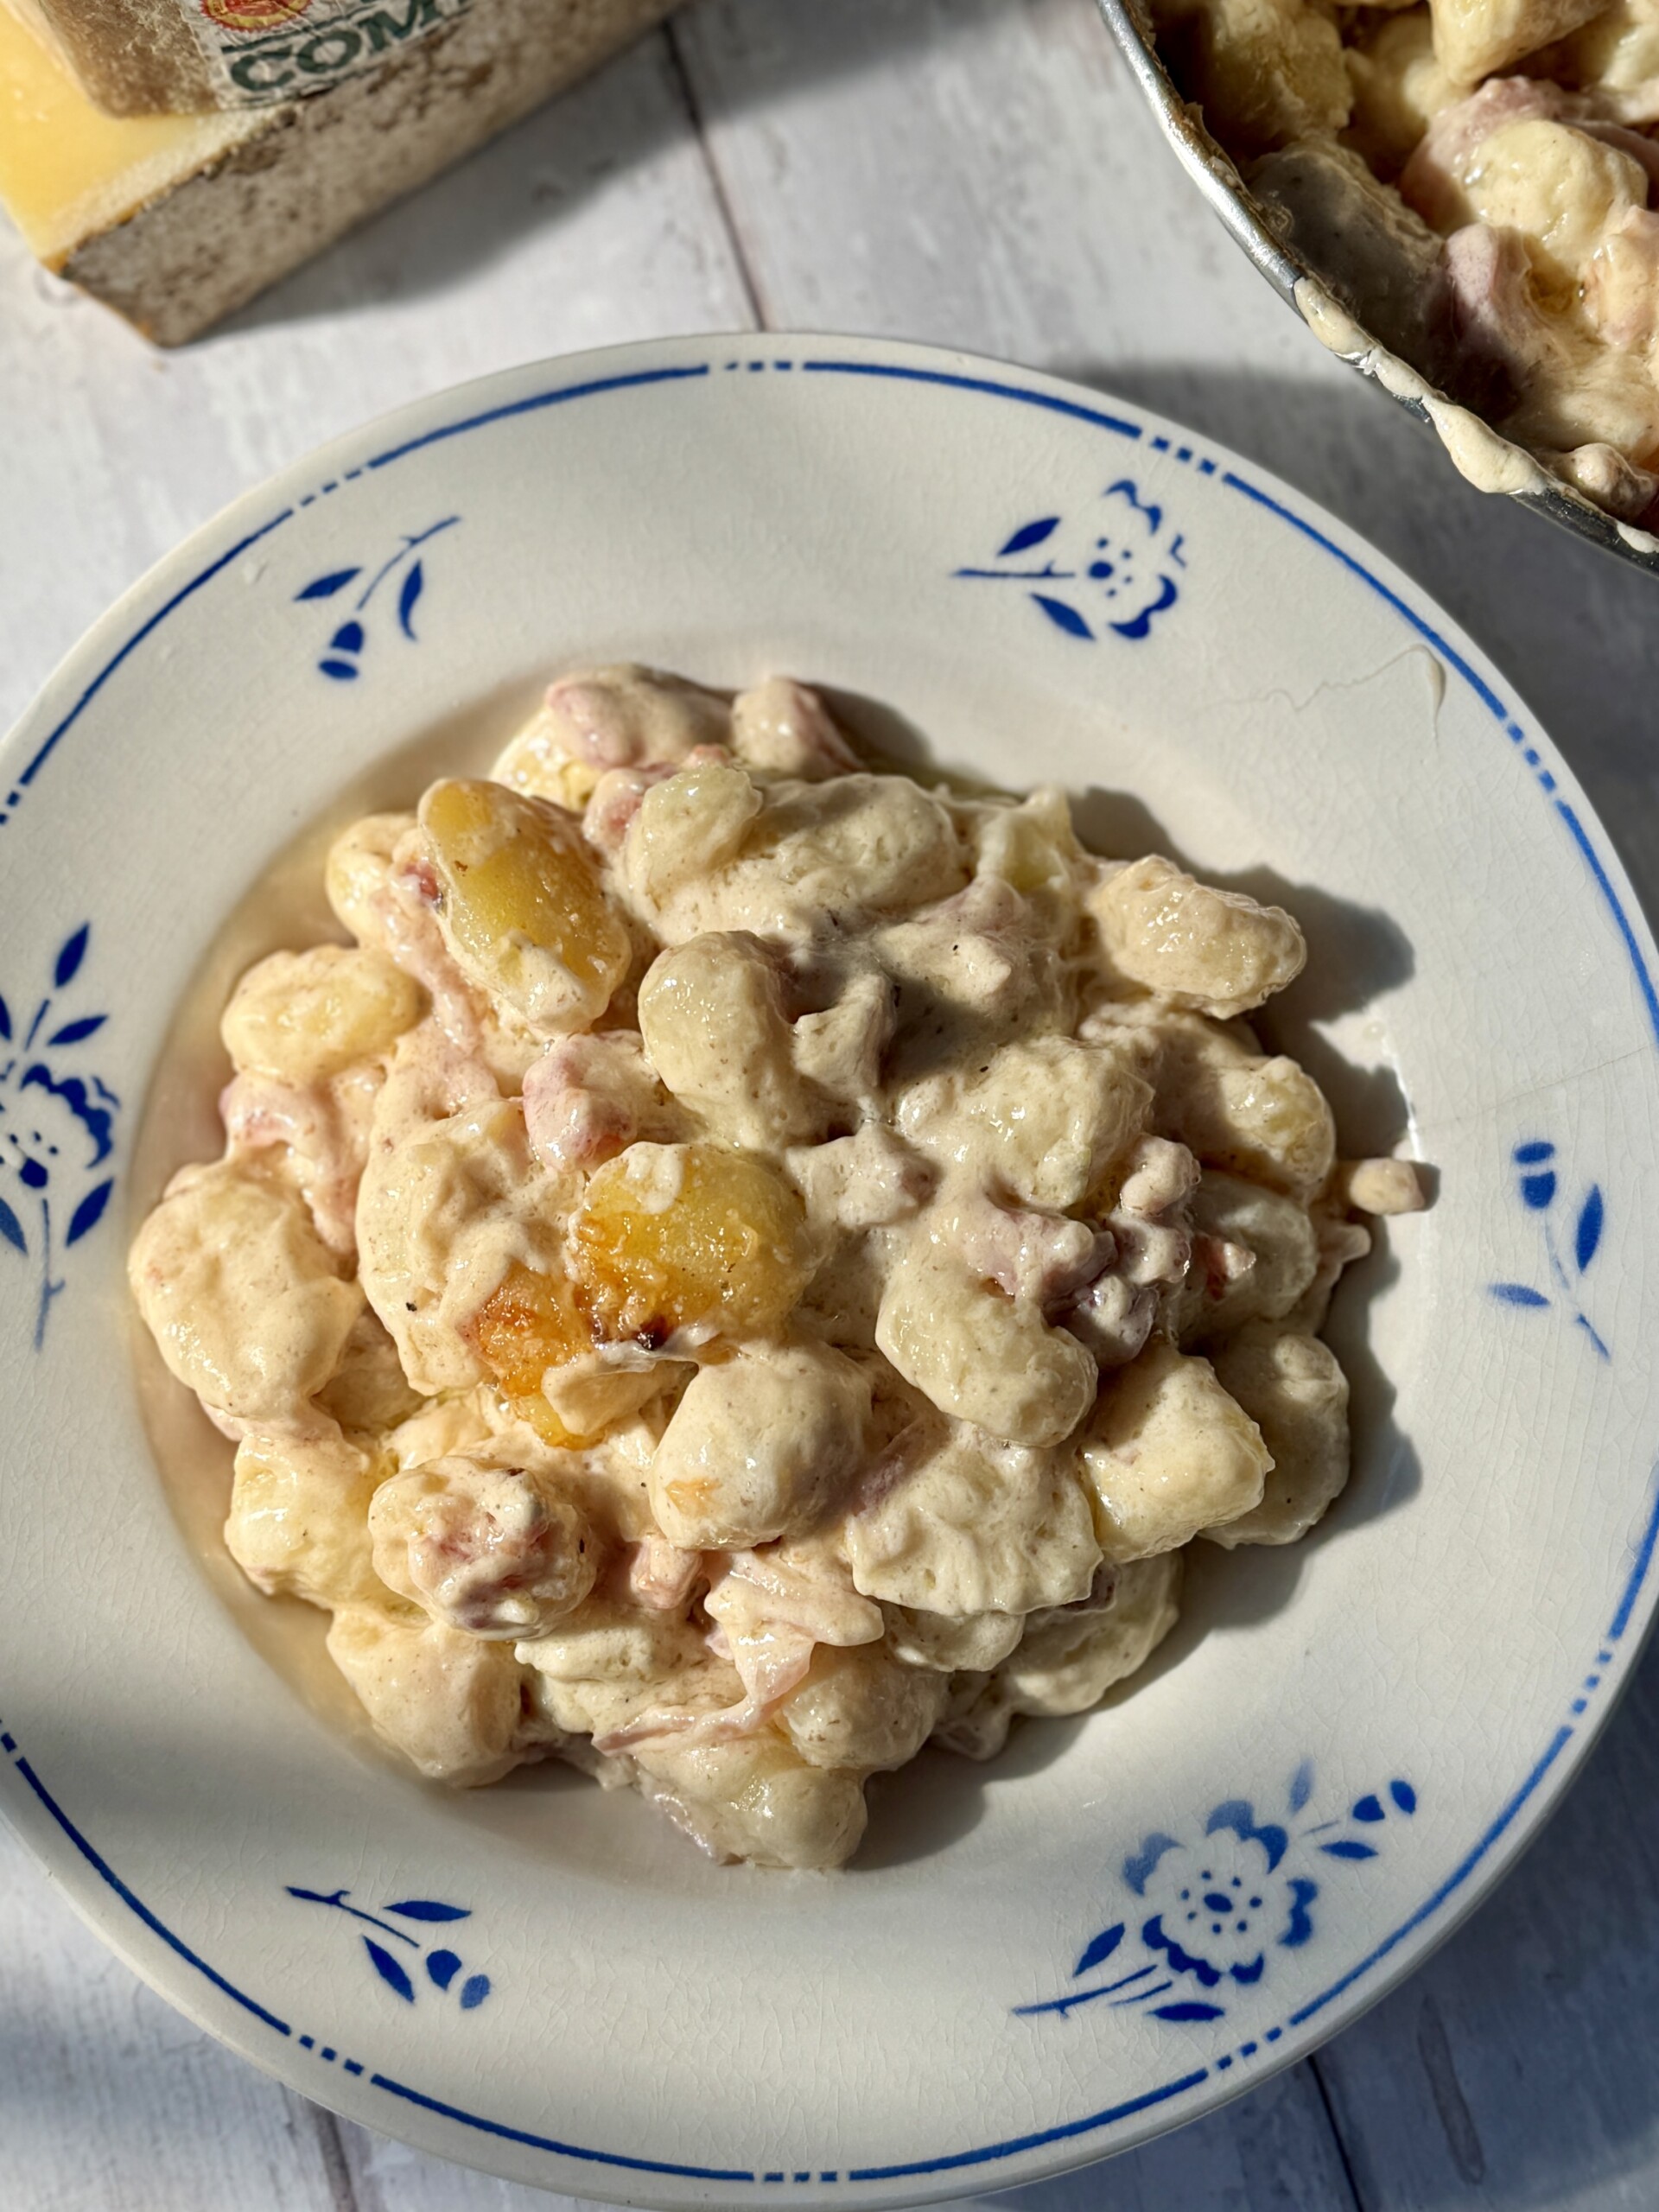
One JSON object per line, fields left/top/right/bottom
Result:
{"left": 1050, "top": 372, "right": 1659, "bottom": 2205}
{"left": 225, "top": 0, "right": 991, "bottom": 335}
{"left": 885, "top": 1559, "right": 1659, "bottom": 2209}
{"left": 1039, "top": 355, "right": 1659, "bottom": 2209}
{"left": 1304, "top": 1613, "right": 1659, "bottom": 2209}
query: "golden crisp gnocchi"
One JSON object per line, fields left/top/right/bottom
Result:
{"left": 130, "top": 667, "right": 1422, "bottom": 1868}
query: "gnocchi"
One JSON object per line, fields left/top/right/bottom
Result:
{"left": 1153, "top": 0, "right": 1659, "bottom": 523}
{"left": 221, "top": 944, "right": 424, "bottom": 1084}
{"left": 648, "top": 1343, "right": 869, "bottom": 1549}
{"left": 1080, "top": 1336, "right": 1274, "bottom": 1558}
{"left": 131, "top": 668, "right": 1420, "bottom": 1867}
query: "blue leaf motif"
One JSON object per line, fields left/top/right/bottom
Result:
{"left": 1319, "top": 1839, "right": 1378, "bottom": 1860}
{"left": 0, "top": 993, "right": 10, "bottom": 1041}
{"left": 296, "top": 568, "right": 362, "bottom": 601}
{"left": 1287, "top": 1760, "right": 1313, "bottom": 1815}
{"left": 397, "top": 561, "right": 425, "bottom": 639}
{"left": 67, "top": 1179, "right": 113, "bottom": 1247}
{"left": 1030, "top": 594, "right": 1093, "bottom": 641}
{"left": 54, "top": 925, "right": 89, "bottom": 988}
{"left": 329, "top": 620, "right": 365, "bottom": 654}
{"left": 1073, "top": 1924, "right": 1125, "bottom": 1977}
{"left": 364, "top": 1938, "right": 415, "bottom": 2002}
{"left": 48, "top": 1014, "right": 106, "bottom": 1047}
{"left": 0, "top": 1193, "right": 26, "bottom": 1255}
{"left": 427, "top": 1949, "right": 462, "bottom": 1990}
{"left": 1496, "top": 1139, "right": 1608, "bottom": 1359}
{"left": 320, "top": 658, "right": 359, "bottom": 683}
{"left": 1575, "top": 1186, "right": 1604, "bottom": 1273}
{"left": 386, "top": 1899, "right": 471, "bottom": 1923}
{"left": 460, "top": 1974, "right": 491, "bottom": 2011}
{"left": 1390, "top": 1780, "right": 1417, "bottom": 1815}
{"left": 1151, "top": 2001, "right": 1224, "bottom": 2023}
{"left": 997, "top": 517, "right": 1060, "bottom": 556}
{"left": 1351, "top": 1795, "right": 1384, "bottom": 1823}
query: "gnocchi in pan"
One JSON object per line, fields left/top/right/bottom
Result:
{"left": 1153, "top": 0, "right": 1659, "bottom": 524}
{"left": 130, "top": 668, "right": 1424, "bottom": 1869}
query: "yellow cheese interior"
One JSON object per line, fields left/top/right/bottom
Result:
{"left": 0, "top": 3, "right": 249, "bottom": 265}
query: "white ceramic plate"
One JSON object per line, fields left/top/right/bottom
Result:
{"left": 3, "top": 334, "right": 1656, "bottom": 2209}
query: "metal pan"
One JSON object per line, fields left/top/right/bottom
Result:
{"left": 1096, "top": 0, "right": 1659, "bottom": 573}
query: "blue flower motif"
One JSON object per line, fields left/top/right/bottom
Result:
{"left": 296, "top": 517, "right": 458, "bottom": 683}
{"left": 1488, "top": 1139, "right": 1608, "bottom": 1360}
{"left": 954, "top": 480, "right": 1185, "bottom": 644}
{"left": 1132, "top": 1806, "right": 1296, "bottom": 1987}
{"left": 0, "top": 925, "right": 120, "bottom": 1348}
{"left": 1015, "top": 1764, "right": 1415, "bottom": 2026}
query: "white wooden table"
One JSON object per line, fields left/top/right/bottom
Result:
{"left": 5, "top": 3, "right": 1659, "bottom": 2204}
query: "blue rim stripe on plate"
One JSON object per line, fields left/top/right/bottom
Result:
{"left": 7, "top": 1750, "right": 291, "bottom": 2037}
{"left": 1554, "top": 801, "right": 1659, "bottom": 1100}
{"left": 363, "top": 364, "right": 711, "bottom": 473}
{"left": 366, "top": 2075, "right": 757, "bottom": 2183}
{"left": 4, "top": 348, "right": 1658, "bottom": 2190}
{"left": 843, "top": 2072, "right": 1209, "bottom": 2183}
{"left": 0, "top": 366, "right": 709, "bottom": 829}
{"left": 3, "top": 511, "right": 294, "bottom": 817}
{"left": 1611, "top": 1449, "right": 1659, "bottom": 1643}
{"left": 1284, "top": 1725, "right": 1574, "bottom": 2028}
{"left": 1217, "top": 469, "right": 1510, "bottom": 722}
{"left": 798, "top": 358, "right": 1143, "bottom": 444}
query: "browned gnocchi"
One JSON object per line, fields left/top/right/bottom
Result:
{"left": 130, "top": 666, "right": 1423, "bottom": 1869}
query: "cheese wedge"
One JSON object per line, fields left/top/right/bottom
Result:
{"left": 0, "top": 0, "right": 678, "bottom": 341}
{"left": 0, "top": 12, "right": 251, "bottom": 264}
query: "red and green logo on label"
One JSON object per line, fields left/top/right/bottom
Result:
{"left": 200, "top": 0, "right": 313, "bottom": 30}
{"left": 187, "top": 0, "right": 471, "bottom": 102}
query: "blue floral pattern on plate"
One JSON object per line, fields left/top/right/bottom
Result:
{"left": 0, "top": 345, "right": 1648, "bottom": 2196}
{"left": 1016, "top": 1764, "right": 1416, "bottom": 2023}
{"left": 954, "top": 479, "right": 1185, "bottom": 642}
{"left": 1489, "top": 1140, "right": 1608, "bottom": 1360}
{"left": 0, "top": 925, "right": 119, "bottom": 1349}
{"left": 286, "top": 1885, "right": 492, "bottom": 2010}
{"left": 296, "top": 515, "right": 460, "bottom": 681}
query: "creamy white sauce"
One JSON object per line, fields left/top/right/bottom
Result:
{"left": 129, "top": 665, "right": 1421, "bottom": 1869}
{"left": 1295, "top": 273, "right": 1555, "bottom": 496}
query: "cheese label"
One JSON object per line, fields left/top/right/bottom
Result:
{"left": 181, "top": 0, "right": 471, "bottom": 105}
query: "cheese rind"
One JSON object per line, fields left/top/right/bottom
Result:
{"left": 3, "top": 0, "right": 215, "bottom": 113}
{"left": 0, "top": 0, "right": 681, "bottom": 340}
